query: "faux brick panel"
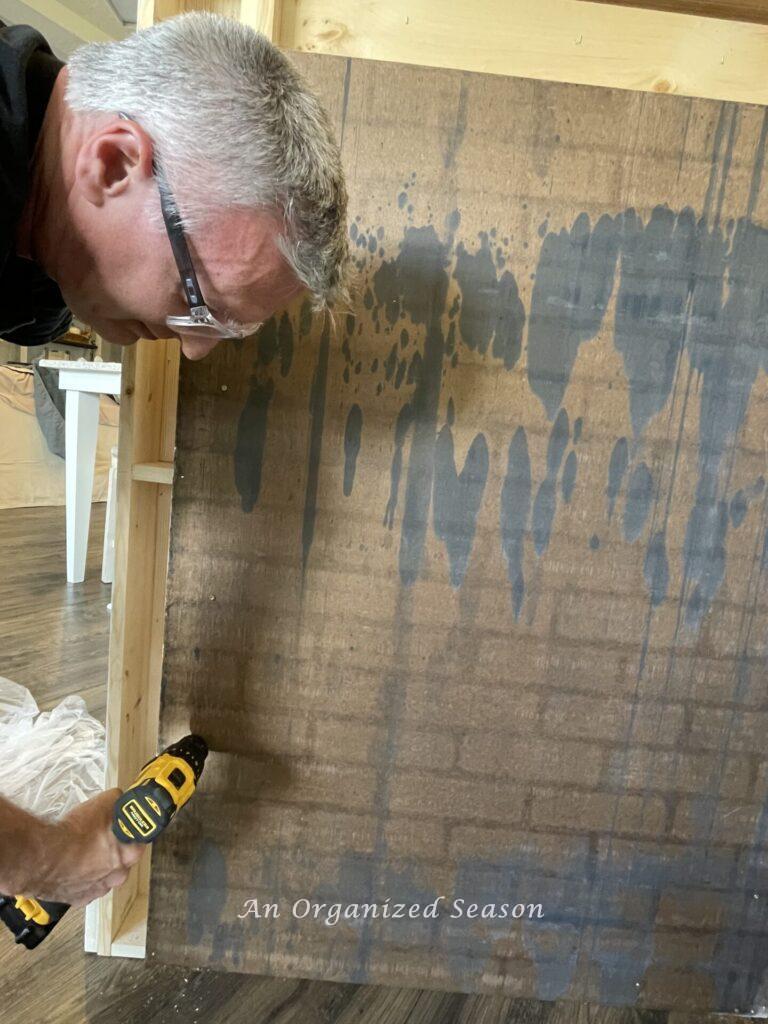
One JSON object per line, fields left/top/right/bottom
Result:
{"left": 671, "top": 798, "right": 764, "bottom": 847}
{"left": 556, "top": 592, "right": 651, "bottom": 646}
{"left": 543, "top": 694, "right": 685, "bottom": 747}
{"left": 605, "top": 748, "right": 753, "bottom": 801}
{"left": 459, "top": 735, "right": 605, "bottom": 787}
{"left": 688, "top": 707, "right": 768, "bottom": 755}
{"left": 405, "top": 680, "right": 541, "bottom": 732}
{"left": 447, "top": 826, "right": 593, "bottom": 871}
{"left": 655, "top": 889, "right": 728, "bottom": 932}
{"left": 258, "top": 761, "right": 379, "bottom": 811}
{"left": 388, "top": 770, "right": 527, "bottom": 824}
{"left": 150, "top": 51, "right": 768, "bottom": 1012}
{"left": 529, "top": 787, "right": 667, "bottom": 837}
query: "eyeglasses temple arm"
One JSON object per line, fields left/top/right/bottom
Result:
{"left": 155, "top": 163, "right": 206, "bottom": 312}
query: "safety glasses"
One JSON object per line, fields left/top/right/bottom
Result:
{"left": 119, "top": 113, "right": 263, "bottom": 341}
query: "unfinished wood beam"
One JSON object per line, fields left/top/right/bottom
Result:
{"left": 97, "top": 338, "right": 178, "bottom": 957}
{"left": 97, "top": 0, "right": 283, "bottom": 959}
{"left": 587, "top": 0, "right": 768, "bottom": 26}
{"left": 139, "top": 0, "right": 243, "bottom": 20}
{"left": 240, "top": 0, "right": 283, "bottom": 36}
{"left": 132, "top": 461, "right": 175, "bottom": 485}
{"left": 280, "top": 0, "right": 768, "bottom": 105}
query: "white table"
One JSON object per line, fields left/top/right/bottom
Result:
{"left": 39, "top": 359, "right": 121, "bottom": 584}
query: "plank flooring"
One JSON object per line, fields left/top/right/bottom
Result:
{"left": 0, "top": 506, "right": 751, "bottom": 1024}
{"left": 0, "top": 504, "right": 111, "bottom": 719}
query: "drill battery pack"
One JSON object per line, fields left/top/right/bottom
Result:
{"left": 0, "top": 895, "right": 69, "bottom": 949}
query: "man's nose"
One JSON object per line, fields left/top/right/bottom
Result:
{"left": 179, "top": 334, "right": 222, "bottom": 360}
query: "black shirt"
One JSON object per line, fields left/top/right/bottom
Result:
{"left": 0, "top": 22, "right": 71, "bottom": 346}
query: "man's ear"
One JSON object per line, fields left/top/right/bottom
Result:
{"left": 74, "top": 118, "right": 154, "bottom": 207}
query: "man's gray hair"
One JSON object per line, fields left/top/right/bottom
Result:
{"left": 66, "top": 12, "right": 349, "bottom": 308}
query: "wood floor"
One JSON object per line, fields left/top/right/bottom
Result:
{"left": 0, "top": 506, "right": 751, "bottom": 1024}
{"left": 0, "top": 504, "right": 112, "bottom": 718}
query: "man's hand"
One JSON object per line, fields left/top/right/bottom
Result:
{"left": 28, "top": 789, "right": 144, "bottom": 906}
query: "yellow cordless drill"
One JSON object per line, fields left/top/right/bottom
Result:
{"left": 0, "top": 734, "right": 207, "bottom": 949}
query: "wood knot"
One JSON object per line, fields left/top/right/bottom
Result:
{"left": 313, "top": 20, "right": 348, "bottom": 46}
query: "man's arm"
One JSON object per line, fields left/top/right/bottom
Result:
{"left": 0, "top": 790, "right": 144, "bottom": 906}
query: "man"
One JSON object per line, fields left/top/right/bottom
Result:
{"left": 0, "top": 12, "right": 348, "bottom": 906}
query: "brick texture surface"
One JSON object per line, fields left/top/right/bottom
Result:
{"left": 148, "top": 52, "right": 768, "bottom": 1018}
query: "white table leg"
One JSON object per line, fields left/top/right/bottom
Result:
{"left": 101, "top": 445, "right": 118, "bottom": 584}
{"left": 65, "top": 389, "right": 100, "bottom": 584}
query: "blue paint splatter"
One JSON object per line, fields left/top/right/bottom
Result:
{"left": 606, "top": 438, "right": 629, "bottom": 521}
{"left": 234, "top": 378, "right": 274, "bottom": 513}
{"left": 500, "top": 427, "right": 531, "bottom": 619}
{"left": 454, "top": 235, "right": 526, "bottom": 370}
{"left": 623, "top": 461, "right": 654, "bottom": 542}
{"left": 644, "top": 530, "right": 669, "bottom": 605}
{"left": 730, "top": 489, "right": 748, "bottom": 527}
{"left": 432, "top": 424, "right": 489, "bottom": 587}
{"left": 528, "top": 213, "right": 620, "bottom": 418}
{"left": 343, "top": 404, "right": 363, "bottom": 496}
{"left": 383, "top": 403, "right": 413, "bottom": 529}
{"left": 561, "top": 450, "right": 577, "bottom": 504}
{"left": 614, "top": 206, "right": 694, "bottom": 437}
{"left": 187, "top": 838, "right": 226, "bottom": 947}
{"left": 532, "top": 408, "right": 570, "bottom": 555}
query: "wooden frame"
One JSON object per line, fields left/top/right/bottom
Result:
{"left": 95, "top": 0, "right": 768, "bottom": 959}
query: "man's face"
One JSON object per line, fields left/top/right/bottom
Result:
{"left": 60, "top": 116, "right": 305, "bottom": 359}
